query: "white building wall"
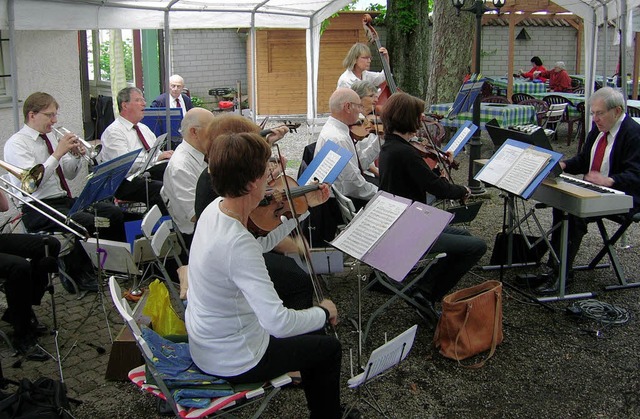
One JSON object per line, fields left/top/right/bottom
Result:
{"left": 0, "top": 30, "right": 85, "bottom": 194}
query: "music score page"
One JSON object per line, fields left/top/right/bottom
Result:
{"left": 476, "top": 144, "right": 551, "bottom": 196}
{"left": 332, "top": 195, "right": 407, "bottom": 260}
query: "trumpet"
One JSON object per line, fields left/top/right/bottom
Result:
{"left": 0, "top": 163, "right": 88, "bottom": 239}
{"left": 52, "top": 127, "right": 102, "bottom": 166}
{"left": 0, "top": 160, "right": 44, "bottom": 194}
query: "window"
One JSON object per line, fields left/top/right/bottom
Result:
{"left": 86, "top": 29, "right": 134, "bottom": 84}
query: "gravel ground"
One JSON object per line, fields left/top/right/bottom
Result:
{"left": 2, "top": 121, "right": 639, "bottom": 418}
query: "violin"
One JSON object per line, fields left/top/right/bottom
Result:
{"left": 349, "top": 115, "right": 384, "bottom": 141}
{"left": 248, "top": 174, "right": 320, "bottom": 236}
{"left": 259, "top": 122, "right": 302, "bottom": 139}
{"left": 410, "top": 138, "right": 459, "bottom": 171}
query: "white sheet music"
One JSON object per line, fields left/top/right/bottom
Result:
{"left": 446, "top": 126, "right": 470, "bottom": 154}
{"left": 303, "top": 150, "right": 341, "bottom": 185}
{"left": 332, "top": 195, "right": 407, "bottom": 260}
{"left": 476, "top": 143, "right": 551, "bottom": 196}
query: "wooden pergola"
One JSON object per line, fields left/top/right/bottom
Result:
{"left": 481, "top": 0, "right": 583, "bottom": 100}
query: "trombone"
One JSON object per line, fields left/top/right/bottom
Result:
{"left": 0, "top": 160, "right": 89, "bottom": 240}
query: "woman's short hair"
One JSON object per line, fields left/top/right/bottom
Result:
{"left": 381, "top": 92, "right": 425, "bottom": 135}
{"left": 531, "top": 56, "right": 543, "bottom": 66}
{"left": 23, "top": 92, "right": 58, "bottom": 121}
{"left": 205, "top": 113, "right": 260, "bottom": 145}
{"left": 342, "top": 43, "right": 372, "bottom": 71}
{"left": 351, "top": 80, "right": 377, "bottom": 99}
{"left": 208, "top": 132, "right": 271, "bottom": 198}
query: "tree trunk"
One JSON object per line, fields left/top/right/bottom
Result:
{"left": 425, "top": 1, "right": 474, "bottom": 107}
{"left": 385, "top": 0, "right": 431, "bottom": 98}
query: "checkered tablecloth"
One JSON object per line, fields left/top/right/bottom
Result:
{"left": 531, "top": 92, "right": 585, "bottom": 118}
{"left": 429, "top": 103, "right": 536, "bottom": 129}
{"left": 488, "top": 77, "right": 548, "bottom": 95}
{"left": 570, "top": 74, "right": 639, "bottom": 96}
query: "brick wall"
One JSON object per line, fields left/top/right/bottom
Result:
{"left": 170, "top": 29, "right": 247, "bottom": 107}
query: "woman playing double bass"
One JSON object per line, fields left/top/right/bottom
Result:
{"left": 378, "top": 92, "right": 487, "bottom": 326}
{"left": 337, "top": 42, "right": 389, "bottom": 89}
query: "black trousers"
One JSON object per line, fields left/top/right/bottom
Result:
{"left": 0, "top": 234, "right": 60, "bottom": 336}
{"left": 115, "top": 176, "right": 166, "bottom": 214}
{"left": 21, "top": 196, "right": 124, "bottom": 278}
{"left": 222, "top": 333, "right": 342, "bottom": 419}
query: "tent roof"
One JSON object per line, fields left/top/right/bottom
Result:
{"left": 500, "top": 0, "right": 640, "bottom": 25}
{"left": 0, "top": 0, "right": 352, "bottom": 30}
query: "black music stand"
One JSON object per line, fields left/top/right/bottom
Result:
{"left": 68, "top": 149, "right": 141, "bottom": 342}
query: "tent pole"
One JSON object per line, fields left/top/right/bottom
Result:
{"left": 602, "top": 2, "right": 608, "bottom": 84}
{"left": 8, "top": 0, "right": 19, "bottom": 132}
{"left": 163, "top": 9, "right": 172, "bottom": 149}
{"left": 620, "top": 0, "right": 628, "bottom": 103}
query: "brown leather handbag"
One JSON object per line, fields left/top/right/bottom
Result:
{"left": 433, "top": 280, "right": 503, "bottom": 368}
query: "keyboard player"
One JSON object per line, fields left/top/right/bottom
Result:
{"left": 536, "top": 87, "right": 640, "bottom": 295}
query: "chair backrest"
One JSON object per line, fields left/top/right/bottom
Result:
{"left": 573, "top": 87, "right": 585, "bottom": 95}
{"left": 519, "top": 99, "right": 548, "bottom": 114}
{"left": 108, "top": 276, "right": 153, "bottom": 360}
{"left": 627, "top": 106, "right": 640, "bottom": 118}
{"left": 545, "top": 103, "right": 567, "bottom": 126}
{"left": 141, "top": 204, "right": 163, "bottom": 239}
{"left": 481, "top": 95, "right": 510, "bottom": 104}
{"left": 331, "top": 185, "right": 356, "bottom": 224}
{"left": 511, "top": 93, "right": 534, "bottom": 104}
{"left": 543, "top": 95, "right": 571, "bottom": 106}
{"left": 297, "top": 142, "right": 317, "bottom": 180}
{"left": 481, "top": 81, "right": 494, "bottom": 98}
{"left": 570, "top": 76, "right": 583, "bottom": 89}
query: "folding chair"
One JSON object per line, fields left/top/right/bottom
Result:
{"left": 109, "top": 276, "right": 291, "bottom": 419}
{"left": 542, "top": 103, "right": 567, "bottom": 142}
{"left": 141, "top": 205, "right": 186, "bottom": 319}
{"left": 332, "top": 185, "right": 357, "bottom": 228}
{"left": 343, "top": 325, "right": 418, "bottom": 418}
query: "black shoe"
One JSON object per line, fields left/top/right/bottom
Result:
{"left": 30, "top": 311, "right": 48, "bottom": 336}
{"left": 534, "top": 275, "right": 574, "bottom": 296}
{"left": 12, "top": 334, "right": 49, "bottom": 362}
{"left": 410, "top": 290, "right": 440, "bottom": 326}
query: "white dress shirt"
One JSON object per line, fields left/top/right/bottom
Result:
{"left": 160, "top": 140, "right": 206, "bottom": 234}
{"left": 4, "top": 125, "right": 82, "bottom": 201}
{"left": 174, "top": 95, "right": 187, "bottom": 117}
{"left": 315, "top": 116, "right": 379, "bottom": 201}
{"left": 590, "top": 114, "right": 625, "bottom": 176}
{"left": 99, "top": 115, "right": 156, "bottom": 175}
{"left": 337, "top": 69, "right": 386, "bottom": 89}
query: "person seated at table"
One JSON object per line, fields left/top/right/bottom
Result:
{"left": 186, "top": 131, "right": 349, "bottom": 418}
{"left": 378, "top": 92, "right": 487, "bottom": 324}
{"left": 535, "top": 87, "right": 640, "bottom": 295}
{"left": 518, "top": 56, "right": 547, "bottom": 82}
{"left": 534, "top": 61, "right": 572, "bottom": 92}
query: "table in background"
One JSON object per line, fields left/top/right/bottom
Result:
{"left": 531, "top": 92, "right": 585, "bottom": 118}
{"left": 488, "top": 77, "right": 548, "bottom": 96}
{"left": 429, "top": 103, "right": 536, "bottom": 129}
{"left": 570, "top": 74, "right": 639, "bottom": 96}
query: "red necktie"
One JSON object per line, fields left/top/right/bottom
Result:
{"left": 40, "top": 133, "right": 72, "bottom": 198}
{"left": 133, "top": 124, "right": 150, "bottom": 151}
{"left": 590, "top": 132, "right": 608, "bottom": 172}
{"left": 175, "top": 98, "right": 180, "bottom": 108}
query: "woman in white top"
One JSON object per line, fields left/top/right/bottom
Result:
{"left": 186, "top": 131, "right": 345, "bottom": 418}
{"left": 337, "top": 42, "right": 389, "bottom": 89}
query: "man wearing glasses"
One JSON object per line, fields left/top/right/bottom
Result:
{"left": 4, "top": 92, "right": 125, "bottom": 293}
{"left": 536, "top": 87, "right": 640, "bottom": 294}
{"left": 315, "top": 88, "right": 380, "bottom": 210}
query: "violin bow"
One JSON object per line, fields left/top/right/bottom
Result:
{"left": 420, "top": 119, "right": 455, "bottom": 183}
{"left": 273, "top": 144, "right": 337, "bottom": 335}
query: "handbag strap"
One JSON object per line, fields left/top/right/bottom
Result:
{"left": 456, "top": 289, "right": 502, "bottom": 369}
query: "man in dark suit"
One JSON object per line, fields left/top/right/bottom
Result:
{"left": 151, "top": 74, "right": 193, "bottom": 117}
{"left": 536, "top": 87, "right": 640, "bottom": 294}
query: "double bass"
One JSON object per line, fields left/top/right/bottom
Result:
{"left": 362, "top": 14, "right": 398, "bottom": 113}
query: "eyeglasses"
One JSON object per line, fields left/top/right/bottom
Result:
{"left": 590, "top": 109, "right": 612, "bottom": 118}
{"left": 38, "top": 112, "right": 59, "bottom": 119}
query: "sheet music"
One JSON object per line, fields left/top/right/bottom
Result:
{"left": 303, "top": 150, "right": 341, "bottom": 185}
{"left": 446, "top": 125, "right": 471, "bottom": 154}
{"left": 332, "top": 195, "right": 407, "bottom": 260}
{"left": 476, "top": 143, "right": 551, "bottom": 196}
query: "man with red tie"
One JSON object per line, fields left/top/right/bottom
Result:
{"left": 536, "top": 87, "right": 640, "bottom": 294}
{"left": 4, "top": 92, "right": 125, "bottom": 292}
{"left": 151, "top": 74, "right": 193, "bottom": 117}
{"left": 100, "top": 87, "right": 172, "bottom": 212}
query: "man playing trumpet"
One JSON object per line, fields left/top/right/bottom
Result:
{"left": 3, "top": 92, "right": 125, "bottom": 292}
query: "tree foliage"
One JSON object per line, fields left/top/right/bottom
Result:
{"left": 99, "top": 38, "right": 134, "bottom": 82}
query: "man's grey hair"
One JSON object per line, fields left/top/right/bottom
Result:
{"left": 591, "top": 86, "right": 625, "bottom": 111}
{"left": 116, "top": 87, "right": 143, "bottom": 111}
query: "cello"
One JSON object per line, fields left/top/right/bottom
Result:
{"left": 362, "top": 14, "right": 398, "bottom": 113}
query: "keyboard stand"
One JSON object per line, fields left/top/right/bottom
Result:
{"left": 537, "top": 210, "right": 595, "bottom": 303}
{"left": 574, "top": 213, "right": 640, "bottom": 291}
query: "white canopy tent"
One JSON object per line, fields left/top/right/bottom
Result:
{"left": 548, "top": 0, "right": 640, "bottom": 117}
{"left": 0, "top": 0, "right": 352, "bottom": 129}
